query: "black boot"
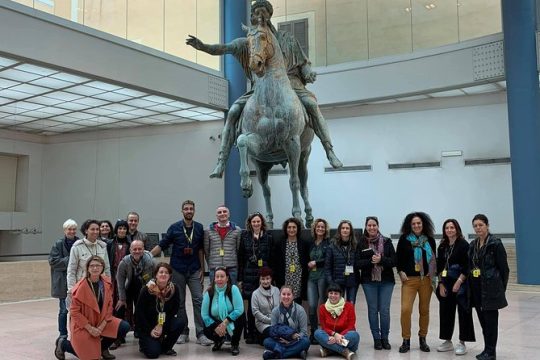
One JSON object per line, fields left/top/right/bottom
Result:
{"left": 419, "top": 337, "right": 430, "bottom": 352}
{"left": 399, "top": 339, "right": 410, "bottom": 353}
{"left": 381, "top": 338, "right": 391, "bottom": 350}
{"left": 374, "top": 339, "right": 383, "bottom": 350}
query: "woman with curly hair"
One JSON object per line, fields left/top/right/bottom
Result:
{"left": 396, "top": 212, "right": 437, "bottom": 353}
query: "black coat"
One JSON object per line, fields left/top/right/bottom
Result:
{"left": 272, "top": 236, "right": 309, "bottom": 300}
{"left": 396, "top": 234, "right": 437, "bottom": 276}
{"left": 325, "top": 240, "right": 359, "bottom": 288}
{"left": 357, "top": 236, "right": 396, "bottom": 284}
{"left": 468, "top": 234, "right": 509, "bottom": 311}
{"left": 135, "top": 284, "right": 181, "bottom": 336}
{"left": 238, "top": 230, "right": 273, "bottom": 298}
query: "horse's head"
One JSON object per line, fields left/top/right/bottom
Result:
{"left": 243, "top": 21, "right": 275, "bottom": 77}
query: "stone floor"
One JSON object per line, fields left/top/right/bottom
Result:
{"left": 1, "top": 287, "right": 538, "bottom": 359}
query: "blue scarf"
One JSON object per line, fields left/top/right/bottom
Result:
{"left": 406, "top": 234, "right": 433, "bottom": 275}
{"left": 214, "top": 285, "right": 235, "bottom": 335}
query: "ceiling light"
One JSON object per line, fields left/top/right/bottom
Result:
{"left": 28, "top": 96, "right": 65, "bottom": 106}
{"left": 87, "top": 81, "right": 121, "bottom": 91}
{"left": 122, "top": 99, "right": 157, "bottom": 108}
{"left": 0, "top": 89, "right": 32, "bottom": 100}
{"left": 0, "top": 56, "right": 18, "bottom": 67}
{"left": 143, "top": 95, "right": 174, "bottom": 104}
{"left": 45, "top": 91, "right": 84, "bottom": 101}
{"left": 0, "top": 78, "right": 18, "bottom": 89}
{"left": 405, "top": 7, "right": 411, "bottom": 12}
{"left": 114, "top": 88, "right": 147, "bottom": 97}
{"left": 15, "top": 63, "right": 57, "bottom": 76}
{"left": 56, "top": 102, "right": 91, "bottom": 111}
{"left": 30, "top": 77, "right": 73, "bottom": 89}
{"left": 171, "top": 109, "right": 199, "bottom": 118}
{"left": 102, "top": 104, "right": 136, "bottom": 112}
{"left": 74, "top": 97, "right": 109, "bottom": 107}
{"left": 11, "top": 83, "right": 50, "bottom": 95}
{"left": 93, "top": 92, "right": 131, "bottom": 102}
{"left": 125, "top": 109, "right": 157, "bottom": 116}
{"left": 0, "top": 69, "right": 43, "bottom": 82}
{"left": 84, "top": 107, "right": 116, "bottom": 116}
{"left": 191, "top": 106, "right": 216, "bottom": 114}
{"left": 424, "top": 3, "right": 436, "bottom": 10}
{"left": 66, "top": 85, "right": 106, "bottom": 96}
{"left": 107, "top": 112, "right": 138, "bottom": 120}
{"left": 51, "top": 72, "right": 90, "bottom": 83}
{"left": 148, "top": 114, "right": 179, "bottom": 121}
{"left": 146, "top": 104, "right": 178, "bottom": 112}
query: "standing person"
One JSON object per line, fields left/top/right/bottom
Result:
{"left": 469, "top": 214, "right": 509, "bottom": 360}
{"left": 306, "top": 218, "right": 330, "bottom": 344}
{"left": 238, "top": 212, "right": 273, "bottom": 344}
{"left": 396, "top": 212, "right": 437, "bottom": 353}
{"left": 325, "top": 220, "right": 359, "bottom": 304}
{"left": 67, "top": 219, "right": 111, "bottom": 305}
{"left": 54, "top": 256, "right": 130, "bottom": 360}
{"left": 49, "top": 219, "right": 79, "bottom": 339}
{"left": 99, "top": 220, "right": 113, "bottom": 241}
{"left": 136, "top": 263, "right": 184, "bottom": 358}
{"left": 251, "top": 267, "right": 280, "bottom": 344}
{"left": 358, "top": 216, "right": 396, "bottom": 350}
{"left": 314, "top": 283, "right": 359, "bottom": 360}
{"left": 150, "top": 200, "right": 213, "bottom": 346}
{"left": 115, "top": 240, "right": 154, "bottom": 344}
{"left": 273, "top": 217, "right": 308, "bottom": 304}
{"left": 126, "top": 211, "right": 150, "bottom": 250}
{"left": 204, "top": 205, "right": 242, "bottom": 283}
{"left": 263, "top": 285, "right": 310, "bottom": 360}
{"left": 107, "top": 220, "right": 130, "bottom": 348}
{"left": 202, "top": 266, "right": 245, "bottom": 356}
{"left": 436, "top": 219, "right": 475, "bottom": 355}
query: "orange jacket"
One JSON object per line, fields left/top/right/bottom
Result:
{"left": 70, "top": 275, "right": 121, "bottom": 360}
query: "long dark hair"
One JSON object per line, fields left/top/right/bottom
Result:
{"left": 440, "top": 218, "right": 465, "bottom": 247}
{"left": 333, "top": 220, "right": 357, "bottom": 249}
{"left": 207, "top": 266, "right": 233, "bottom": 299}
{"left": 246, "top": 212, "right": 267, "bottom": 233}
{"left": 400, "top": 212, "right": 434, "bottom": 238}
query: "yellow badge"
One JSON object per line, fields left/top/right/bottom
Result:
{"left": 258, "top": 259, "right": 263, "bottom": 267}
{"left": 415, "top": 264, "right": 421, "bottom": 272}
{"left": 219, "top": 248, "right": 225, "bottom": 256}
{"left": 472, "top": 268, "right": 481, "bottom": 278}
{"left": 441, "top": 270, "right": 447, "bottom": 277}
{"left": 289, "top": 264, "right": 296, "bottom": 273}
{"left": 158, "top": 312, "right": 166, "bottom": 325}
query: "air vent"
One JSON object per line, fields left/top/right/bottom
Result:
{"left": 464, "top": 157, "right": 510, "bottom": 166}
{"left": 473, "top": 41, "right": 505, "bottom": 81}
{"left": 388, "top": 161, "right": 440, "bottom": 170}
{"left": 324, "top": 165, "right": 372, "bottom": 173}
{"left": 208, "top": 75, "right": 228, "bottom": 109}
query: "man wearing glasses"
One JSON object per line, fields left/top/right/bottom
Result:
{"left": 150, "top": 200, "right": 213, "bottom": 346}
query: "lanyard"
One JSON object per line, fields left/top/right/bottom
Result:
{"left": 444, "top": 243, "right": 455, "bottom": 271}
{"left": 472, "top": 236, "right": 488, "bottom": 269}
{"left": 183, "top": 226, "right": 193, "bottom": 244}
{"left": 84, "top": 241, "right": 97, "bottom": 256}
{"left": 338, "top": 244, "right": 351, "bottom": 265}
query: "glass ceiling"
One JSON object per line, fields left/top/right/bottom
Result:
{"left": 0, "top": 54, "right": 224, "bottom": 136}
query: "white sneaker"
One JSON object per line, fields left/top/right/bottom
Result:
{"left": 196, "top": 334, "right": 214, "bottom": 346}
{"left": 319, "top": 347, "right": 328, "bottom": 357}
{"left": 176, "top": 334, "right": 189, "bottom": 344}
{"left": 455, "top": 342, "right": 467, "bottom": 355}
{"left": 437, "top": 340, "right": 454, "bottom": 352}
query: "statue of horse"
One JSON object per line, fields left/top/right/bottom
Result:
{"left": 238, "top": 20, "right": 314, "bottom": 228}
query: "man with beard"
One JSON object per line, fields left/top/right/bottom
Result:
{"left": 150, "top": 200, "right": 213, "bottom": 346}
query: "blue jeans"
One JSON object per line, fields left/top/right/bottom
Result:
{"left": 314, "top": 329, "right": 359, "bottom": 354}
{"left": 58, "top": 298, "right": 68, "bottom": 337}
{"left": 173, "top": 269, "right": 204, "bottom": 337}
{"left": 307, "top": 277, "right": 327, "bottom": 333}
{"left": 361, "top": 282, "right": 394, "bottom": 340}
{"left": 263, "top": 336, "right": 310, "bottom": 358}
{"left": 340, "top": 285, "right": 358, "bottom": 304}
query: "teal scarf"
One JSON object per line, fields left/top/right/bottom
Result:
{"left": 214, "top": 285, "right": 235, "bottom": 335}
{"left": 406, "top": 233, "right": 437, "bottom": 289}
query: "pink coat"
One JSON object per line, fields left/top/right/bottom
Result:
{"left": 70, "top": 275, "right": 121, "bottom": 360}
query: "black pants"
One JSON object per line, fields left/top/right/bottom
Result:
{"left": 204, "top": 315, "right": 245, "bottom": 347}
{"left": 245, "top": 296, "right": 256, "bottom": 338}
{"left": 474, "top": 307, "right": 498, "bottom": 355}
{"left": 439, "top": 292, "right": 475, "bottom": 341}
{"left": 139, "top": 317, "right": 185, "bottom": 359}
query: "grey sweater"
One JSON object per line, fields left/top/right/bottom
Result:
{"left": 270, "top": 302, "right": 308, "bottom": 338}
{"left": 251, "top": 285, "right": 280, "bottom": 333}
{"left": 116, "top": 251, "right": 155, "bottom": 302}
{"left": 203, "top": 222, "right": 241, "bottom": 270}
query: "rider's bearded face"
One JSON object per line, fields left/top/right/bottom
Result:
{"left": 251, "top": 7, "right": 270, "bottom": 25}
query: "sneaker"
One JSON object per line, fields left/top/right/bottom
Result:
{"left": 101, "top": 349, "right": 116, "bottom": 360}
{"left": 300, "top": 350, "right": 307, "bottom": 360}
{"left": 343, "top": 349, "right": 355, "bottom": 360}
{"left": 437, "top": 340, "right": 454, "bottom": 352}
{"left": 455, "top": 342, "right": 467, "bottom": 355}
{"left": 164, "top": 349, "right": 177, "bottom": 356}
{"left": 54, "top": 337, "right": 65, "bottom": 360}
{"left": 320, "top": 347, "right": 329, "bottom": 357}
{"left": 196, "top": 334, "right": 214, "bottom": 346}
{"left": 176, "top": 334, "right": 189, "bottom": 344}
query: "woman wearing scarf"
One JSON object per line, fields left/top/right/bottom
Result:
{"left": 251, "top": 267, "right": 280, "bottom": 343}
{"left": 263, "top": 285, "right": 310, "bottom": 360}
{"left": 358, "top": 216, "right": 395, "bottom": 350}
{"left": 468, "top": 214, "right": 508, "bottom": 360}
{"left": 135, "top": 262, "right": 183, "bottom": 358}
{"left": 396, "top": 212, "right": 437, "bottom": 353}
{"left": 54, "top": 256, "right": 129, "bottom": 360}
{"left": 436, "top": 219, "right": 475, "bottom": 355}
{"left": 314, "top": 283, "right": 359, "bottom": 359}
{"left": 202, "top": 266, "right": 245, "bottom": 356}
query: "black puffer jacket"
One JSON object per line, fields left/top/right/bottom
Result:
{"left": 468, "top": 234, "right": 509, "bottom": 311}
{"left": 325, "top": 240, "right": 359, "bottom": 287}
{"left": 238, "top": 230, "right": 273, "bottom": 299}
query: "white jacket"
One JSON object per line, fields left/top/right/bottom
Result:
{"left": 66, "top": 238, "right": 111, "bottom": 294}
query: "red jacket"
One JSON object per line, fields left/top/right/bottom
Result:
{"left": 318, "top": 301, "right": 356, "bottom": 335}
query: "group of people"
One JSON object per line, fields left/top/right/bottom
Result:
{"left": 49, "top": 202, "right": 509, "bottom": 360}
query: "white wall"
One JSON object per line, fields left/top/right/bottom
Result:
{"left": 247, "top": 99, "right": 514, "bottom": 236}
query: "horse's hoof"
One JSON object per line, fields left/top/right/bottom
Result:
{"left": 328, "top": 151, "right": 343, "bottom": 168}
{"left": 209, "top": 163, "right": 225, "bottom": 178}
{"left": 242, "top": 188, "right": 253, "bottom": 198}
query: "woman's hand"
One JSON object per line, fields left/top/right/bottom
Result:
{"left": 151, "top": 325, "right": 163, "bottom": 338}
{"left": 115, "top": 300, "right": 126, "bottom": 311}
{"left": 327, "top": 334, "right": 337, "bottom": 344}
{"left": 439, "top": 283, "right": 448, "bottom": 297}
{"left": 334, "top": 332, "right": 343, "bottom": 343}
{"left": 308, "top": 260, "right": 316, "bottom": 269}
{"left": 399, "top": 271, "right": 408, "bottom": 282}
{"left": 87, "top": 326, "right": 101, "bottom": 337}
{"left": 371, "top": 254, "right": 382, "bottom": 264}
{"left": 292, "top": 333, "right": 300, "bottom": 340}
{"left": 214, "top": 321, "right": 227, "bottom": 337}
{"left": 452, "top": 278, "right": 463, "bottom": 293}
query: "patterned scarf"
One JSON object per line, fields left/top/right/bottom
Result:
{"left": 406, "top": 233, "right": 437, "bottom": 289}
{"left": 146, "top": 279, "right": 175, "bottom": 303}
{"left": 324, "top": 297, "right": 345, "bottom": 318}
{"left": 368, "top": 233, "right": 385, "bottom": 282}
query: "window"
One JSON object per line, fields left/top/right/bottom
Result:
{"left": 278, "top": 19, "right": 309, "bottom": 57}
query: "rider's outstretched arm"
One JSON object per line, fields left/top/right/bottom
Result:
{"left": 186, "top": 36, "right": 247, "bottom": 56}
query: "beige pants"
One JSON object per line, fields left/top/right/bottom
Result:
{"left": 400, "top": 276, "right": 433, "bottom": 339}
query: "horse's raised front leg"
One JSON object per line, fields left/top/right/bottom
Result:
{"left": 236, "top": 134, "right": 253, "bottom": 198}
{"left": 254, "top": 160, "right": 274, "bottom": 229}
{"left": 283, "top": 135, "right": 302, "bottom": 222}
{"left": 299, "top": 146, "right": 313, "bottom": 228}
